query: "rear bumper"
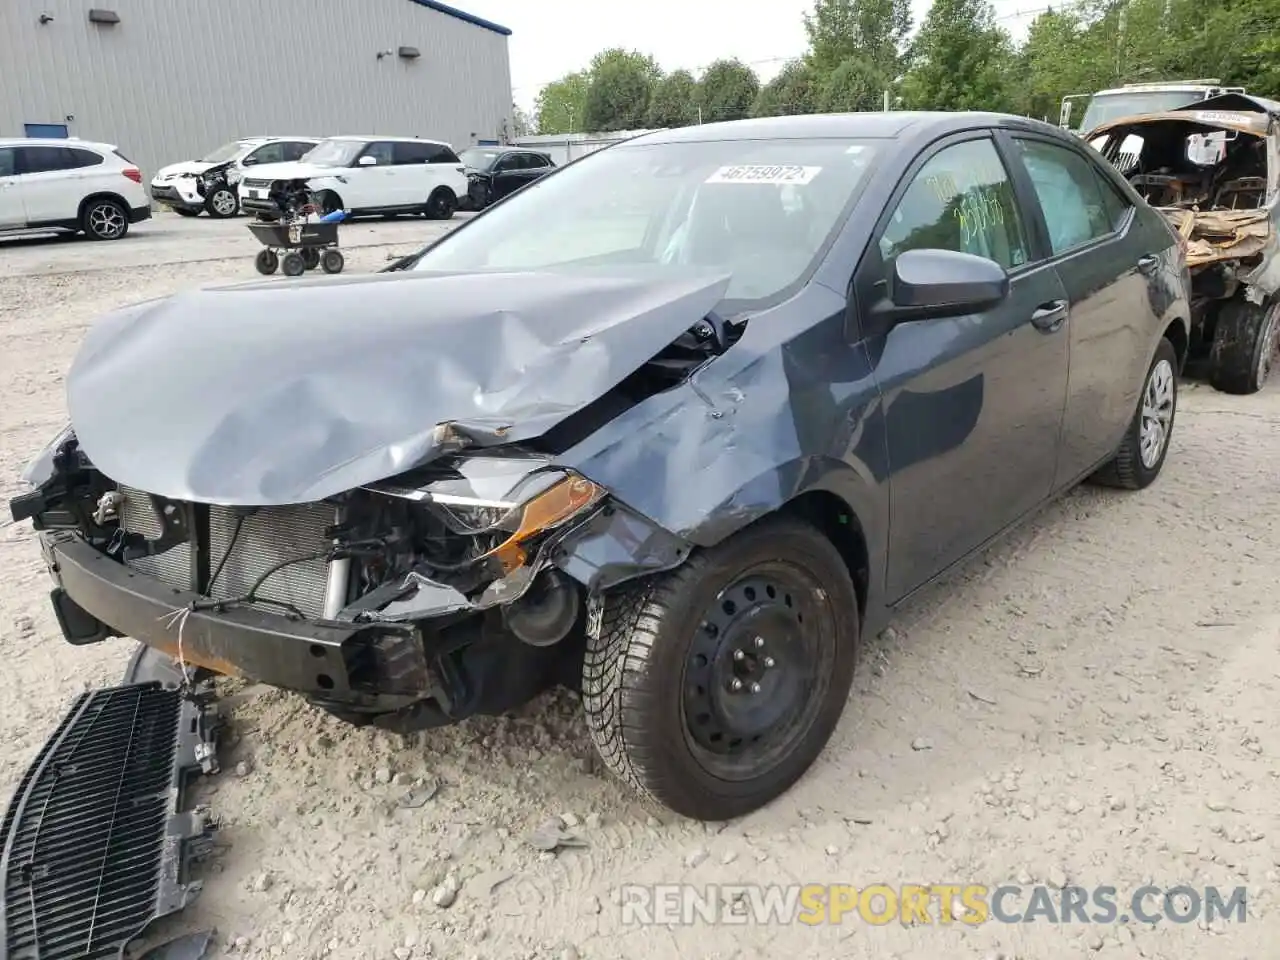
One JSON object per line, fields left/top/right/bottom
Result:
{"left": 40, "top": 532, "right": 430, "bottom": 706}
{"left": 130, "top": 203, "right": 153, "bottom": 223}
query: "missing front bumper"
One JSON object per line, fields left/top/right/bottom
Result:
{"left": 40, "top": 532, "right": 432, "bottom": 704}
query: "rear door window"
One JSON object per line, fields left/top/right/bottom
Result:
{"left": 0, "top": 148, "right": 15, "bottom": 177}
{"left": 1012, "top": 138, "right": 1119, "bottom": 255}
{"left": 64, "top": 148, "right": 103, "bottom": 168}
{"left": 427, "top": 144, "right": 461, "bottom": 164}
{"left": 18, "top": 146, "right": 78, "bottom": 174}
{"left": 393, "top": 141, "right": 434, "bottom": 165}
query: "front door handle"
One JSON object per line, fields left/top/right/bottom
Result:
{"left": 1030, "top": 299, "right": 1068, "bottom": 333}
{"left": 1137, "top": 254, "right": 1160, "bottom": 274}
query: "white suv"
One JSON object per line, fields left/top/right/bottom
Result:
{"left": 238, "top": 136, "right": 468, "bottom": 220}
{"left": 150, "top": 136, "right": 320, "bottom": 218}
{"left": 0, "top": 138, "right": 150, "bottom": 241}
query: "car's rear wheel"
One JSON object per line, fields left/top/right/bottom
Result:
{"left": 82, "top": 198, "right": 128, "bottom": 241}
{"left": 424, "top": 188, "right": 457, "bottom": 220}
{"left": 582, "top": 515, "right": 858, "bottom": 821}
{"left": 204, "top": 185, "right": 239, "bottom": 219}
{"left": 1209, "top": 296, "right": 1278, "bottom": 395}
{"left": 1089, "top": 337, "right": 1178, "bottom": 490}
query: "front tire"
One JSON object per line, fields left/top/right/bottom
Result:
{"left": 1209, "top": 297, "right": 1278, "bottom": 395}
{"left": 1089, "top": 337, "right": 1178, "bottom": 490}
{"left": 204, "top": 185, "right": 239, "bottom": 219}
{"left": 582, "top": 515, "right": 858, "bottom": 821}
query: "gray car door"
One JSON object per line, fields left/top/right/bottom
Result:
{"left": 1003, "top": 132, "right": 1154, "bottom": 489}
{"left": 858, "top": 132, "right": 1071, "bottom": 601}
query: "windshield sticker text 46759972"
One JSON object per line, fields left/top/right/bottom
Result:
{"left": 705, "top": 165, "right": 822, "bottom": 185}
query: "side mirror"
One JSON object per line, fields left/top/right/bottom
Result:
{"left": 886, "top": 248, "right": 1009, "bottom": 322}
{"left": 358, "top": 155, "right": 378, "bottom": 166}
{"left": 241, "top": 154, "right": 258, "bottom": 166}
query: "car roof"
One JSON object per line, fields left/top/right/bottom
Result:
{"left": 628, "top": 111, "right": 1066, "bottom": 145}
{"left": 0, "top": 137, "right": 116, "bottom": 151}
{"left": 322, "top": 135, "right": 450, "bottom": 146}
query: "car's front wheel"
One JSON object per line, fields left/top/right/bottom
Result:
{"left": 582, "top": 515, "right": 858, "bottom": 821}
{"left": 1209, "top": 297, "right": 1278, "bottom": 395}
{"left": 1089, "top": 337, "right": 1178, "bottom": 489}
{"left": 204, "top": 185, "right": 239, "bottom": 219}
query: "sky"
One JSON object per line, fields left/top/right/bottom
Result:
{"left": 456, "top": 0, "right": 1049, "bottom": 113}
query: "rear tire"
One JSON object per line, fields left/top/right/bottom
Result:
{"left": 301, "top": 247, "right": 321, "bottom": 271}
{"left": 82, "top": 198, "right": 129, "bottom": 241}
{"left": 424, "top": 188, "right": 457, "bottom": 220}
{"left": 582, "top": 515, "right": 858, "bottom": 821}
{"left": 1208, "top": 297, "right": 1278, "bottom": 394}
{"left": 320, "top": 249, "right": 344, "bottom": 274}
{"left": 1089, "top": 337, "right": 1178, "bottom": 490}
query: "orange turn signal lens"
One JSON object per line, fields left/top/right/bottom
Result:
{"left": 484, "top": 475, "right": 604, "bottom": 574}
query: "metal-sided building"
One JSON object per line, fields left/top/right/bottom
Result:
{"left": 0, "top": 0, "right": 513, "bottom": 179}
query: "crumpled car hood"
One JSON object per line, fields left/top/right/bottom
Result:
{"left": 67, "top": 267, "right": 730, "bottom": 505}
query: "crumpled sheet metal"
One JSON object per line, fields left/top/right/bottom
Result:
{"left": 560, "top": 280, "right": 888, "bottom": 553}
{"left": 1163, "top": 206, "right": 1274, "bottom": 269}
{"left": 65, "top": 268, "right": 730, "bottom": 506}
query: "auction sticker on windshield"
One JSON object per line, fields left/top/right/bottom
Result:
{"left": 705, "top": 165, "right": 821, "bottom": 185}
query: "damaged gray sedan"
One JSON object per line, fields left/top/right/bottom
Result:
{"left": 10, "top": 111, "right": 1190, "bottom": 821}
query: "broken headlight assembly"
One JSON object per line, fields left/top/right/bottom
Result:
{"left": 371, "top": 457, "right": 606, "bottom": 577}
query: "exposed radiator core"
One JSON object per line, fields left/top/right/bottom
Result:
{"left": 117, "top": 486, "right": 334, "bottom": 619}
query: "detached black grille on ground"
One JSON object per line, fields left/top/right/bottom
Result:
{"left": 0, "top": 682, "right": 218, "bottom": 960}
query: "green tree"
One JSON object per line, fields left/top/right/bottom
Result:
{"left": 900, "top": 0, "right": 1015, "bottom": 111}
{"left": 803, "top": 0, "right": 912, "bottom": 79}
{"left": 647, "top": 69, "right": 700, "bottom": 128}
{"left": 752, "top": 60, "right": 821, "bottom": 116}
{"left": 534, "top": 71, "right": 589, "bottom": 134}
{"left": 698, "top": 59, "right": 761, "bottom": 123}
{"left": 583, "top": 48, "right": 663, "bottom": 131}
{"left": 818, "top": 56, "right": 891, "bottom": 112}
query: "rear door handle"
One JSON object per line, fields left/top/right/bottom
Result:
{"left": 1030, "top": 299, "right": 1068, "bottom": 333}
{"left": 1137, "top": 254, "right": 1160, "bottom": 273}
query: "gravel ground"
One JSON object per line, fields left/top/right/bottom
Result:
{"left": 1, "top": 211, "right": 1279, "bottom": 960}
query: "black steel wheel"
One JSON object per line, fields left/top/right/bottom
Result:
{"left": 583, "top": 515, "right": 859, "bottom": 821}
{"left": 280, "top": 252, "right": 305, "bottom": 277}
{"left": 424, "top": 188, "right": 457, "bottom": 220}
{"left": 301, "top": 247, "right": 321, "bottom": 271}
{"left": 254, "top": 249, "right": 279, "bottom": 275}
{"left": 320, "top": 249, "right": 345, "bottom": 274}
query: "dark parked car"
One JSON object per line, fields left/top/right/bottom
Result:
{"left": 459, "top": 146, "right": 555, "bottom": 209}
{"left": 11, "top": 112, "right": 1190, "bottom": 823}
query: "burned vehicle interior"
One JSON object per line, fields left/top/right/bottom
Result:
{"left": 1089, "top": 94, "right": 1280, "bottom": 391}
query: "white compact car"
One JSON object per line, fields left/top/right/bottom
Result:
{"left": 150, "top": 136, "right": 320, "bottom": 218}
{"left": 0, "top": 138, "right": 151, "bottom": 241}
{"left": 238, "top": 136, "right": 468, "bottom": 221}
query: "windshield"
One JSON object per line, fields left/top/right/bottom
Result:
{"left": 459, "top": 148, "right": 501, "bottom": 170}
{"left": 201, "top": 140, "right": 253, "bottom": 163}
{"left": 1079, "top": 90, "right": 1209, "bottom": 131}
{"left": 303, "top": 139, "right": 366, "bottom": 166}
{"left": 410, "top": 137, "right": 879, "bottom": 308}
